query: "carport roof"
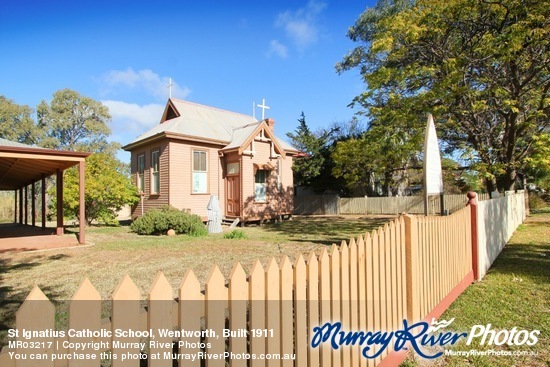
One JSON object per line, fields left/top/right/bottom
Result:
{"left": 0, "top": 138, "right": 90, "bottom": 190}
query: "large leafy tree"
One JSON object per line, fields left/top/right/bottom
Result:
{"left": 286, "top": 112, "right": 339, "bottom": 189}
{"left": 337, "top": 0, "right": 549, "bottom": 192}
{"left": 332, "top": 122, "right": 422, "bottom": 196}
{"left": 37, "top": 89, "right": 120, "bottom": 154}
{"left": 61, "top": 153, "right": 139, "bottom": 225}
{"left": 0, "top": 96, "right": 42, "bottom": 145}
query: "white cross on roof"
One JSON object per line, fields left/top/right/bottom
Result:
{"left": 257, "top": 98, "right": 270, "bottom": 120}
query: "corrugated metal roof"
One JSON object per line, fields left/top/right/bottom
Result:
{"left": 126, "top": 99, "right": 258, "bottom": 146}
{"left": 123, "top": 98, "right": 300, "bottom": 154}
{"left": 223, "top": 122, "right": 262, "bottom": 150}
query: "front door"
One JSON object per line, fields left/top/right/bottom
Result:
{"left": 226, "top": 175, "right": 240, "bottom": 217}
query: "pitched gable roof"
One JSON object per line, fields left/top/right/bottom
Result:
{"left": 123, "top": 99, "right": 257, "bottom": 150}
{"left": 222, "top": 121, "right": 289, "bottom": 157}
{"left": 122, "top": 99, "right": 299, "bottom": 155}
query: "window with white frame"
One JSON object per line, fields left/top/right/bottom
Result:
{"left": 255, "top": 169, "right": 267, "bottom": 202}
{"left": 137, "top": 154, "right": 145, "bottom": 192}
{"left": 193, "top": 150, "right": 208, "bottom": 193}
{"left": 151, "top": 150, "right": 160, "bottom": 194}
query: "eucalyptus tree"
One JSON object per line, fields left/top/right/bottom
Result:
{"left": 337, "top": 0, "right": 549, "bottom": 191}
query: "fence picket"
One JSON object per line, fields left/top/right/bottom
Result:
{"left": 68, "top": 278, "right": 101, "bottom": 367}
{"left": 249, "top": 260, "right": 265, "bottom": 367}
{"left": 148, "top": 272, "right": 174, "bottom": 367}
{"left": 111, "top": 275, "right": 141, "bottom": 367}
{"left": 340, "top": 241, "right": 351, "bottom": 367}
{"left": 279, "top": 256, "right": 293, "bottom": 367}
{"left": 16, "top": 286, "right": 55, "bottom": 367}
{"left": 356, "top": 236, "right": 367, "bottom": 345}
{"left": 370, "top": 230, "right": 381, "bottom": 365}
{"left": 318, "top": 248, "right": 331, "bottom": 367}
{"left": 205, "top": 265, "right": 227, "bottom": 367}
{"left": 294, "top": 254, "right": 307, "bottom": 367}
{"left": 329, "top": 244, "right": 341, "bottom": 367}
{"left": 349, "top": 238, "right": 359, "bottom": 367}
{"left": 306, "top": 251, "right": 320, "bottom": 367}
{"left": 265, "top": 258, "right": 281, "bottom": 367}
{"left": 229, "top": 263, "right": 247, "bottom": 367}
{"left": 364, "top": 232, "right": 375, "bottom": 367}
{"left": 379, "top": 227, "right": 388, "bottom": 359}
{"left": 178, "top": 270, "right": 203, "bottom": 367}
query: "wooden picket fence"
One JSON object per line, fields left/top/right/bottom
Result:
{"left": 0, "top": 207, "right": 474, "bottom": 367}
{"left": 296, "top": 193, "right": 490, "bottom": 215}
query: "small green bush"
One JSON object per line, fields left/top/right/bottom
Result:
{"left": 131, "top": 206, "right": 207, "bottom": 236}
{"left": 223, "top": 229, "right": 247, "bottom": 239}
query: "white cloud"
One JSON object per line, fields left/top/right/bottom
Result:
{"left": 102, "top": 100, "right": 165, "bottom": 134}
{"left": 101, "top": 68, "right": 191, "bottom": 101}
{"left": 267, "top": 40, "right": 289, "bottom": 59}
{"left": 275, "top": 0, "right": 327, "bottom": 50}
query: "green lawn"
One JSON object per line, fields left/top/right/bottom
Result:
{"left": 0, "top": 214, "right": 394, "bottom": 346}
{"left": 402, "top": 210, "right": 550, "bottom": 367}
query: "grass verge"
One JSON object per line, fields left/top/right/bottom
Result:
{"left": 402, "top": 211, "right": 549, "bottom": 367}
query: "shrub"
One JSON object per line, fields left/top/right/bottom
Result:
{"left": 130, "top": 206, "right": 207, "bottom": 236}
{"left": 223, "top": 229, "right": 247, "bottom": 239}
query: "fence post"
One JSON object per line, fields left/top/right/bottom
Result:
{"left": 467, "top": 192, "right": 479, "bottom": 280}
{"left": 403, "top": 214, "right": 421, "bottom": 322}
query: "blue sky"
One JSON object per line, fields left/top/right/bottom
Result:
{"left": 1, "top": 0, "right": 376, "bottom": 162}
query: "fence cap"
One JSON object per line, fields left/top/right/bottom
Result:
{"left": 467, "top": 191, "right": 478, "bottom": 205}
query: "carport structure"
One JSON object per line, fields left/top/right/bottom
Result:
{"left": 0, "top": 138, "right": 90, "bottom": 244}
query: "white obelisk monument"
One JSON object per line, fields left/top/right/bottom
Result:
{"left": 423, "top": 113, "right": 444, "bottom": 215}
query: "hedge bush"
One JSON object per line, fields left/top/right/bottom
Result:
{"left": 130, "top": 206, "right": 207, "bottom": 236}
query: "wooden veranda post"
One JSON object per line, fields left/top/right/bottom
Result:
{"left": 24, "top": 184, "right": 27, "bottom": 225}
{"left": 31, "top": 180, "right": 35, "bottom": 227}
{"left": 13, "top": 189, "right": 17, "bottom": 223}
{"left": 79, "top": 160, "right": 85, "bottom": 244}
{"left": 56, "top": 169, "right": 63, "bottom": 235}
{"left": 41, "top": 174, "right": 46, "bottom": 229}
{"left": 18, "top": 187, "right": 23, "bottom": 224}
{"left": 467, "top": 192, "right": 479, "bottom": 280}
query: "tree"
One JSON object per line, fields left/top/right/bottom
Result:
{"left": 60, "top": 153, "right": 139, "bottom": 225}
{"left": 337, "top": 0, "right": 549, "bottom": 192}
{"left": 0, "top": 96, "right": 42, "bottom": 145}
{"left": 523, "top": 133, "right": 550, "bottom": 190}
{"left": 332, "top": 121, "right": 422, "bottom": 196}
{"left": 37, "top": 89, "right": 120, "bottom": 153}
{"left": 286, "top": 112, "right": 338, "bottom": 189}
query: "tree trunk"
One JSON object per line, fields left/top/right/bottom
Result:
{"left": 485, "top": 177, "right": 498, "bottom": 194}
{"left": 503, "top": 166, "right": 517, "bottom": 191}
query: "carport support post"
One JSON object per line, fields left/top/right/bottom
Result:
{"left": 24, "top": 185, "right": 28, "bottom": 225}
{"left": 31, "top": 181, "right": 36, "bottom": 227}
{"left": 56, "top": 169, "right": 63, "bottom": 236}
{"left": 78, "top": 160, "right": 85, "bottom": 244}
{"left": 41, "top": 175, "right": 46, "bottom": 229}
{"left": 18, "top": 187, "right": 23, "bottom": 224}
{"left": 13, "top": 189, "right": 17, "bottom": 223}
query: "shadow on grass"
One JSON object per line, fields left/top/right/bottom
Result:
{"left": 487, "top": 242, "right": 550, "bottom": 283}
{"left": 0, "top": 254, "right": 68, "bottom": 344}
{"left": 262, "top": 215, "right": 395, "bottom": 246}
{"left": 485, "top": 215, "right": 550, "bottom": 284}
